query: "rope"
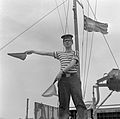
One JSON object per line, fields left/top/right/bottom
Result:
{"left": 83, "top": 33, "right": 94, "bottom": 98}
{"left": 103, "top": 35, "right": 119, "bottom": 69}
{"left": 83, "top": 0, "right": 98, "bottom": 98}
{"left": 64, "top": 0, "right": 70, "bottom": 34}
{"left": 82, "top": 0, "right": 120, "bottom": 98}
{"left": 83, "top": 1, "right": 90, "bottom": 98}
{"left": 77, "top": 0, "right": 85, "bottom": 93}
{"left": 0, "top": 0, "right": 67, "bottom": 52}
{"left": 54, "top": 0, "right": 64, "bottom": 33}
{"left": 85, "top": 0, "right": 119, "bottom": 69}
{"left": 62, "top": 0, "right": 68, "bottom": 34}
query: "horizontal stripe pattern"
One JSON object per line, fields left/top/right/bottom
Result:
{"left": 54, "top": 51, "right": 79, "bottom": 73}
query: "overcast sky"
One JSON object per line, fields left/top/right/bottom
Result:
{"left": 0, "top": 0, "right": 120, "bottom": 119}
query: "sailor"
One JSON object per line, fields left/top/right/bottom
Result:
{"left": 25, "top": 34, "right": 88, "bottom": 119}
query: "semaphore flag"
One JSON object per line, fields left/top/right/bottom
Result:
{"left": 42, "top": 84, "right": 58, "bottom": 97}
{"left": 8, "top": 52, "right": 27, "bottom": 60}
{"left": 84, "top": 15, "right": 108, "bottom": 34}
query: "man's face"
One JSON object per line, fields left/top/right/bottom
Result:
{"left": 63, "top": 38, "right": 73, "bottom": 48}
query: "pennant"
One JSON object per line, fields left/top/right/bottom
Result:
{"left": 42, "top": 84, "right": 58, "bottom": 97}
{"left": 84, "top": 15, "right": 108, "bottom": 34}
{"left": 8, "top": 52, "right": 27, "bottom": 60}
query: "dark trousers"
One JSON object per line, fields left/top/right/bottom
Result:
{"left": 58, "top": 73, "right": 88, "bottom": 119}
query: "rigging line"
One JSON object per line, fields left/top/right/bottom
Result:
{"left": 84, "top": 0, "right": 98, "bottom": 98}
{"left": 61, "top": 0, "right": 69, "bottom": 50}
{"left": 62, "top": 0, "right": 70, "bottom": 34}
{"left": 77, "top": 0, "right": 89, "bottom": 97}
{"left": 83, "top": 1, "right": 90, "bottom": 97}
{"left": 83, "top": 33, "right": 94, "bottom": 98}
{"left": 54, "top": 0, "right": 64, "bottom": 34}
{"left": 77, "top": 0, "right": 89, "bottom": 90}
{"left": 85, "top": 0, "right": 96, "bottom": 20}
{"left": 77, "top": 0, "right": 94, "bottom": 95}
{"left": 75, "top": 0, "right": 84, "bottom": 83}
{"left": 77, "top": 0, "right": 84, "bottom": 76}
{"left": 64, "top": 0, "right": 70, "bottom": 34}
{"left": 83, "top": 31, "right": 89, "bottom": 98}
{"left": 81, "top": 9, "right": 85, "bottom": 80}
{"left": 0, "top": 0, "right": 67, "bottom": 52}
{"left": 103, "top": 35, "right": 119, "bottom": 69}
{"left": 85, "top": 0, "right": 119, "bottom": 69}
{"left": 62, "top": 0, "right": 68, "bottom": 34}
{"left": 77, "top": 0, "right": 84, "bottom": 9}
{"left": 77, "top": 0, "right": 85, "bottom": 83}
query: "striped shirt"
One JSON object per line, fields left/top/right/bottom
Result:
{"left": 54, "top": 51, "right": 79, "bottom": 73}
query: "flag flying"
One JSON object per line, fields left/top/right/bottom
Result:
{"left": 42, "top": 84, "right": 58, "bottom": 97}
{"left": 84, "top": 15, "right": 108, "bottom": 34}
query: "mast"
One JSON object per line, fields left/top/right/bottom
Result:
{"left": 73, "top": 0, "right": 80, "bottom": 76}
{"left": 73, "top": 0, "right": 79, "bottom": 51}
{"left": 25, "top": 98, "right": 29, "bottom": 119}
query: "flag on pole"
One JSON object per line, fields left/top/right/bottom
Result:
{"left": 42, "top": 83, "right": 58, "bottom": 97}
{"left": 8, "top": 52, "right": 27, "bottom": 60}
{"left": 84, "top": 15, "right": 108, "bottom": 34}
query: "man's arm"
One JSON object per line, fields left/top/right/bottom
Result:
{"left": 25, "top": 50, "right": 54, "bottom": 57}
{"left": 62, "top": 59, "right": 77, "bottom": 73}
{"left": 53, "top": 59, "right": 77, "bottom": 83}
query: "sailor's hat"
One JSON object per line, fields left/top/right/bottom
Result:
{"left": 61, "top": 34, "right": 73, "bottom": 39}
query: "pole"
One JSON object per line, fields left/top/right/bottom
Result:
{"left": 26, "top": 98, "right": 29, "bottom": 119}
{"left": 73, "top": 0, "right": 79, "bottom": 51}
{"left": 73, "top": 0, "right": 80, "bottom": 76}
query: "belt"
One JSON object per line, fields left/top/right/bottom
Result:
{"left": 62, "top": 73, "right": 76, "bottom": 77}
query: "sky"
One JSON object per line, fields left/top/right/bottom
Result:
{"left": 0, "top": 0, "right": 120, "bottom": 119}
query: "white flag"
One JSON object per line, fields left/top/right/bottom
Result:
{"left": 42, "top": 84, "right": 58, "bottom": 97}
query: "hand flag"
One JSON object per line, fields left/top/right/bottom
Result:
{"left": 8, "top": 52, "right": 27, "bottom": 60}
{"left": 42, "top": 83, "right": 58, "bottom": 97}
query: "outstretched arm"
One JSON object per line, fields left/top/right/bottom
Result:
{"left": 25, "top": 50, "right": 54, "bottom": 57}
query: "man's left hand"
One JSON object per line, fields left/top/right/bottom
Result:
{"left": 54, "top": 70, "right": 63, "bottom": 82}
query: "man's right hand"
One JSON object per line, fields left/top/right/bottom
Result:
{"left": 25, "top": 50, "right": 34, "bottom": 55}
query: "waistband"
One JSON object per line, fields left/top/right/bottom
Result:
{"left": 62, "top": 72, "right": 77, "bottom": 77}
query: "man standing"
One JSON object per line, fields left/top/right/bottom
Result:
{"left": 26, "top": 34, "right": 88, "bottom": 119}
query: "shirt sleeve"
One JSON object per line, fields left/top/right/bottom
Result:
{"left": 72, "top": 51, "right": 79, "bottom": 64}
{"left": 53, "top": 51, "right": 59, "bottom": 59}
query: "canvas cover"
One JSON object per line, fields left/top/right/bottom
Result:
{"left": 107, "top": 69, "right": 120, "bottom": 91}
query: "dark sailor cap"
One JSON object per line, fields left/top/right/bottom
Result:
{"left": 61, "top": 34, "right": 73, "bottom": 39}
